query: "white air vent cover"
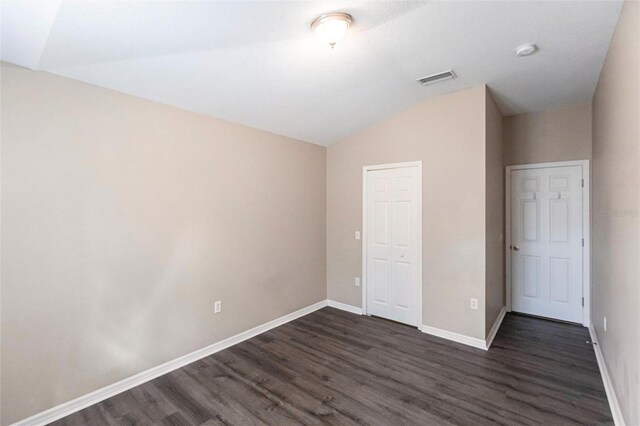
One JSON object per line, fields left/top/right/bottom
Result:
{"left": 417, "top": 70, "right": 456, "bottom": 86}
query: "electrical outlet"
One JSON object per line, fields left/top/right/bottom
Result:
{"left": 355, "top": 231, "right": 361, "bottom": 240}
{"left": 470, "top": 298, "right": 478, "bottom": 310}
{"left": 355, "top": 277, "right": 360, "bottom": 287}
{"left": 604, "top": 316, "right": 607, "bottom": 331}
{"left": 214, "top": 301, "right": 222, "bottom": 314}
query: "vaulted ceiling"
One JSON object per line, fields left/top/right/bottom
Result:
{"left": 1, "top": 1, "right": 623, "bottom": 145}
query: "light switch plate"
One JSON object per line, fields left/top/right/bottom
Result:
{"left": 355, "top": 231, "right": 361, "bottom": 240}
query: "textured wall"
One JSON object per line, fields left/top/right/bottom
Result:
{"left": 327, "top": 86, "right": 489, "bottom": 340}
{"left": 1, "top": 63, "right": 327, "bottom": 424}
{"left": 504, "top": 101, "right": 592, "bottom": 166}
{"left": 485, "top": 89, "right": 505, "bottom": 336}
{"left": 592, "top": 1, "right": 640, "bottom": 424}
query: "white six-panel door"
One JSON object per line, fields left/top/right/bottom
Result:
{"left": 365, "top": 165, "right": 420, "bottom": 326}
{"left": 510, "top": 165, "right": 583, "bottom": 323}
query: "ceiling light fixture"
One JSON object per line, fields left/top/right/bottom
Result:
{"left": 311, "top": 12, "right": 353, "bottom": 49}
{"left": 515, "top": 43, "right": 538, "bottom": 57}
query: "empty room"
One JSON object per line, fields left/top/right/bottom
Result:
{"left": 1, "top": 1, "right": 638, "bottom": 425}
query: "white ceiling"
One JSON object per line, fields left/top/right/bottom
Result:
{"left": 1, "top": 1, "right": 623, "bottom": 146}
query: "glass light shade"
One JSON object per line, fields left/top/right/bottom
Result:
{"left": 311, "top": 13, "right": 352, "bottom": 48}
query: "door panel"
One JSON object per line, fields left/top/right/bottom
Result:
{"left": 373, "top": 202, "right": 388, "bottom": 245}
{"left": 394, "top": 261, "right": 411, "bottom": 309}
{"left": 550, "top": 257, "right": 570, "bottom": 302}
{"left": 522, "top": 255, "right": 540, "bottom": 298}
{"left": 522, "top": 199, "right": 539, "bottom": 241}
{"left": 550, "top": 199, "right": 570, "bottom": 242}
{"left": 372, "top": 259, "right": 389, "bottom": 304}
{"left": 394, "top": 202, "right": 411, "bottom": 247}
{"left": 511, "top": 165, "right": 583, "bottom": 323}
{"left": 366, "top": 166, "right": 419, "bottom": 326}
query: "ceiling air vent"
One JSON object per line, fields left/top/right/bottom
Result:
{"left": 417, "top": 69, "right": 456, "bottom": 86}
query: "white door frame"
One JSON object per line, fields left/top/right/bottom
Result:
{"left": 505, "top": 160, "right": 590, "bottom": 326}
{"left": 362, "top": 161, "right": 423, "bottom": 326}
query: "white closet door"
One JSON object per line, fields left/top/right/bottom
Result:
{"left": 366, "top": 166, "right": 419, "bottom": 326}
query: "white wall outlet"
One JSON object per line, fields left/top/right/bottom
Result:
{"left": 604, "top": 316, "right": 607, "bottom": 331}
{"left": 214, "top": 301, "right": 222, "bottom": 314}
{"left": 470, "top": 298, "right": 478, "bottom": 310}
{"left": 355, "top": 277, "right": 360, "bottom": 287}
{"left": 355, "top": 231, "right": 361, "bottom": 240}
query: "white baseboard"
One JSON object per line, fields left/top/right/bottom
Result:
{"left": 327, "top": 300, "right": 363, "bottom": 315}
{"left": 485, "top": 307, "right": 507, "bottom": 349}
{"left": 17, "top": 303, "right": 621, "bottom": 426}
{"left": 420, "top": 307, "right": 506, "bottom": 351}
{"left": 12, "top": 300, "right": 329, "bottom": 426}
{"left": 419, "top": 324, "right": 487, "bottom": 350}
{"left": 589, "top": 324, "right": 625, "bottom": 426}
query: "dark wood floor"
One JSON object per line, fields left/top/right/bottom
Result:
{"left": 52, "top": 308, "right": 612, "bottom": 425}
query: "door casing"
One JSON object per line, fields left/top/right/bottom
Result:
{"left": 362, "top": 161, "right": 423, "bottom": 326}
{"left": 505, "top": 160, "right": 591, "bottom": 326}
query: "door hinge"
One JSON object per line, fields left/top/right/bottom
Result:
{"left": 582, "top": 297, "right": 584, "bottom": 307}
{"left": 582, "top": 179, "right": 584, "bottom": 187}
{"left": 582, "top": 238, "right": 584, "bottom": 247}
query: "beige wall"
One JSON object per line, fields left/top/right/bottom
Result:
{"left": 592, "top": 1, "right": 640, "bottom": 424}
{"left": 0, "top": 63, "right": 327, "bottom": 424}
{"left": 327, "top": 86, "right": 490, "bottom": 340}
{"left": 485, "top": 89, "right": 504, "bottom": 336}
{"left": 504, "top": 101, "right": 592, "bottom": 166}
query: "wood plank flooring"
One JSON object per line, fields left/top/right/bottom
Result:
{"left": 52, "top": 308, "right": 612, "bottom": 425}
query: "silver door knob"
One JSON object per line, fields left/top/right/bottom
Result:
{"left": 512, "top": 245, "right": 520, "bottom": 251}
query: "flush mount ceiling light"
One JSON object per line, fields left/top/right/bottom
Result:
{"left": 515, "top": 43, "right": 538, "bottom": 57}
{"left": 310, "top": 12, "right": 353, "bottom": 49}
